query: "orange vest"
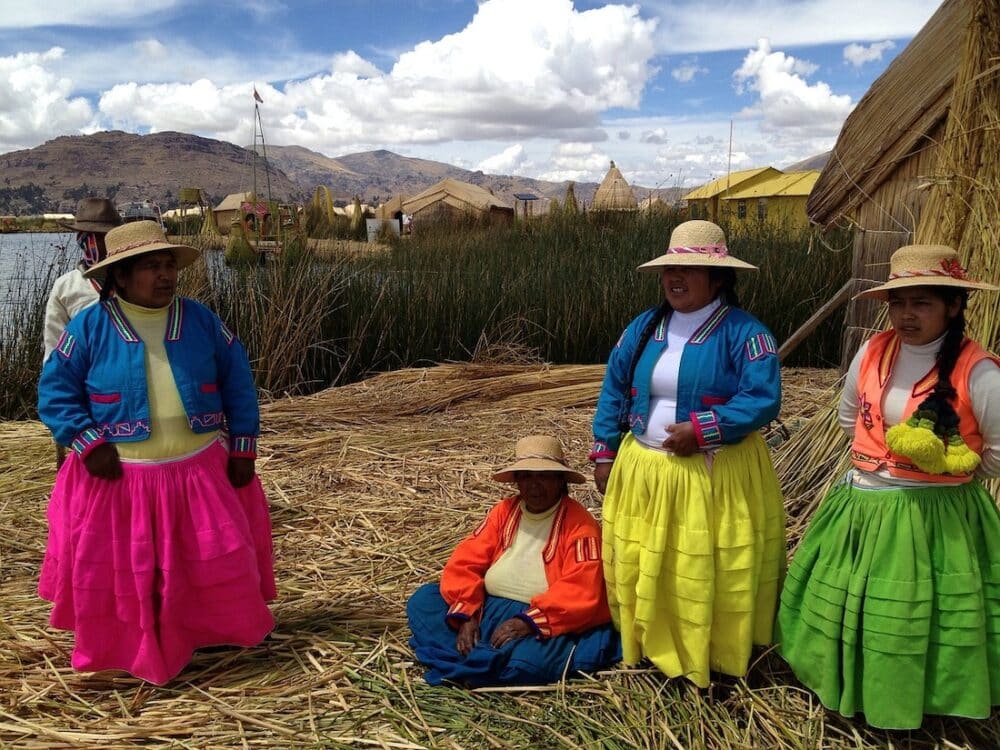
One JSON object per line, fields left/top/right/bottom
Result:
{"left": 851, "top": 330, "right": 996, "bottom": 482}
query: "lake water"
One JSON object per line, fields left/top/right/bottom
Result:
{"left": 0, "top": 232, "right": 77, "bottom": 301}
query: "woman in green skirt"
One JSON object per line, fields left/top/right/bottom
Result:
{"left": 775, "top": 244, "right": 1000, "bottom": 729}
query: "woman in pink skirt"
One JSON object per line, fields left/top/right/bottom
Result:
{"left": 37, "top": 220, "right": 276, "bottom": 684}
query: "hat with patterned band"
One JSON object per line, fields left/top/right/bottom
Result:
{"left": 855, "top": 244, "right": 999, "bottom": 300}
{"left": 492, "top": 435, "right": 587, "bottom": 484}
{"left": 637, "top": 220, "right": 758, "bottom": 272}
{"left": 83, "top": 220, "right": 200, "bottom": 279}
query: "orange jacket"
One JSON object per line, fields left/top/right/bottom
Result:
{"left": 440, "top": 495, "right": 611, "bottom": 639}
{"left": 851, "top": 330, "right": 996, "bottom": 482}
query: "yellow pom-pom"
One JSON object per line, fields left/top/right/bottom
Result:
{"left": 887, "top": 423, "right": 947, "bottom": 473}
{"left": 944, "top": 438, "right": 982, "bottom": 475}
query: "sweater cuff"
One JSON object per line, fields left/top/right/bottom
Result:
{"left": 690, "top": 410, "right": 722, "bottom": 448}
{"left": 445, "top": 599, "right": 479, "bottom": 628}
{"left": 70, "top": 427, "right": 106, "bottom": 458}
{"left": 229, "top": 435, "right": 258, "bottom": 459}
{"left": 519, "top": 607, "right": 551, "bottom": 639}
{"left": 588, "top": 440, "right": 617, "bottom": 462}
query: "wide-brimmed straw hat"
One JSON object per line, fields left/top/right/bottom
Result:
{"left": 854, "top": 244, "right": 999, "bottom": 300}
{"left": 491, "top": 435, "right": 586, "bottom": 484}
{"left": 83, "top": 220, "right": 200, "bottom": 279}
{"left": 638, "top": 220, "right": 757, "bottom": 272}
{"left": 58, "top": 198, "right": 123, "bottom": 233}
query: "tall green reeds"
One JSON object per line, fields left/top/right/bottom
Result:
{"left": 1, "top": 214, "right": 849, "bottom": 419}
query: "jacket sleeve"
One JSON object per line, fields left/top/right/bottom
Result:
{"left": 210, "top": 307, "right": 260, "bottom": 458}
{"left": 519, "top": 509, "right": 611, "bottom": 638}
{"left": 590, "top": 311, "right": 651, "bottom": 461}
{"left": 37, "top": 318, "right": 106, "bottom": 456}
{"left": 42, "top": 277, "right": 71, "bottom": 364}
{"left": 439, "top": 500, "right": 508, "bottom": 627}
{"left": 689, "top": 319, "right": 781, "bottom": 448}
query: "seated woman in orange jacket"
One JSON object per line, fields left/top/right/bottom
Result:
{"left": 407, "top": 435, "right": 621, "bottom": 687}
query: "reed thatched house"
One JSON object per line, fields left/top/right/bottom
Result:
{"left": 806, "top": 0, "right": 998, "bottom": 364}
{"left": 720, "top": 170, "right": 821, "bottom": 229}
{"left": 213, "top": 192, "right": 252, "bottom": 236}
{"left": 591, "top": 161, "right": 637, "bottom": 212}
{"left": 684, "top": 167, "right": 781, "bottom": 222}
{"left": 402, "top": 178, "right": 513, "bottom": 226}
{"left": 637, "top": 195, "right": 670, "bottom": 214}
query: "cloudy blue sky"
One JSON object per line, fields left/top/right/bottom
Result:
{"left": 0, "top": 0, "right": 941, "bottom": 187}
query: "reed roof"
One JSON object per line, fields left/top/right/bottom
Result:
{"left": 375, "top": 194, "right": 407, "bottom": 219}
{"left": 591, "top": 161, "right": 637, "bottom": 211}
{"left": 214, "top": 192, "right": 253, "bottom": 212}
{"left": 807, "top": 0, "right": 970, "bottom": 228}
{"left": 403, "top": 178, "right": 512, "bottom": 216}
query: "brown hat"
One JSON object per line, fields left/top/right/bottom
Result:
{"left": 638, "top": 220, "right": 757, "bottom": 272}
{"left": 855, "top": 244, "right": 999, "bottom": 300}
{"left": 58, "top": 198, "right": 123, "bottom": 233}
{"left": 492, "top": 435, "right": 586, "bottom": 484}
{"left": 83, "top": 220, "right": 200, "bottom": 279}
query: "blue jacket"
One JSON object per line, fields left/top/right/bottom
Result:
{"left": 590, "top": 303, "right": 781, "bottom": 460}
{"left": 38, "top": 296, "right": 260, "bottom": 459}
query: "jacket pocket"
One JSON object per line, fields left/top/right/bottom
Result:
{"left": 89, "top": 392, "right": 122, "bottom": 404}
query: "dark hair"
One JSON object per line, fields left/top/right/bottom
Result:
{"left": 909, "top": 287, "right": 968, "bottom": 435}
{"left": 709, "top": 267, "right": 741, "bottom": 308}
{"left": 98, "top": 256, "right": 140, "bottom": 301}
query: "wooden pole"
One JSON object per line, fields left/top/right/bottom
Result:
{"left": 778, "top": 278, "right": 855, "bottom": 362}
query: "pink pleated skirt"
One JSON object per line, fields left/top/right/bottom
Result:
{"left": 38, "top": 439, "right": 276, "bottom": 685}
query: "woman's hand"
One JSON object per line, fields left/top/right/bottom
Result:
{"left": 455, "top": 618, "right": 480, "bottom": 655}
{"left": 593, "top": 461, "right": 613, "bottom": 495}
{"left": 83, "top": 442, "right": 122, "bottom": 480}
{"left": 227, "top": 457, "right": 256, "bottom": 488}
{"left": 490, "top": 617, "right": 533, "bottom": 648}
{"left": 663, "top": 422, "right": 699, "bottom": 457}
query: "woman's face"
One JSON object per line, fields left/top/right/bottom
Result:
{"left": 113, "top": 250, "right": 178, "bottom": 308}
{"left": 887, "top": 286, "right": 960, "bottom": 345}
{"left": 661, "top": 266, "right": 722, "bottom": 313}
{"left": 514, "top": 471, "right": 565, "bottom": 513}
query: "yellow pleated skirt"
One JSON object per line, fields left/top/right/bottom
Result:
{"left": 602, "top": 432, "right": 785, "bottom": 687}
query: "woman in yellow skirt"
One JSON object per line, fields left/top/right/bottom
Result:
{"left": 590, "top": 220, "right": 785, "bottom": 687}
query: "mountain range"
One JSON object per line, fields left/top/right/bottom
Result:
{"left": 0, "top": 130, "right": 825, "bottom": 216}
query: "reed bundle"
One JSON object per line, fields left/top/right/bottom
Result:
{"left": 5, "top": 363, "right": 1000, "bottom": 748}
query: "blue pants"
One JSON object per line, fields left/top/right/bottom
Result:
{"left": 406, "top": 583, "right": 621, "bottom": 687}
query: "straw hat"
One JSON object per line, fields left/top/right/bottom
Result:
{"left": 638, "top": 220, "right": 757, "bottom": 272}
{"left": 491, "top": 435, "right": 586, "bottom": 484}
{"left": 83, "top": 220, "right": 200, "bottom": 279}
{"left": 58, "top": 198, "right": 123, "bottom": 233}
{"left": 855, "top": 244, "right": 999, "bottom": 300}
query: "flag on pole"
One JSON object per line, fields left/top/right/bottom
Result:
{"left": 253, "top": 86, "right": 263, "bottom": 103}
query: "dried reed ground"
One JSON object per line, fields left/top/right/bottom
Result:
{"left": 2, "top": 364, "right": 999, "bottom": 749}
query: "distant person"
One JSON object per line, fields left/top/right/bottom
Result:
{"left": 43, "top": 198, "right": 122, "bottom": 362}
{"left": 37, "top": 220, "right": 275, "bottom": 685}
{"left": 407, "top": 435, "right": 620, "bottom": 687}
{"left": 776, "top": 244, "right": 1000, "bottom": 729}
{"left": 590, "top": 219, "right": 784, "bottom": 688}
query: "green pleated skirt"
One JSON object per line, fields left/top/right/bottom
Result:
{"left": 775, "top": 474, "right": 1000, "bottom": 729}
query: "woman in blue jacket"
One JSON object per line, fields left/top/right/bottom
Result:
{"left": 37, "top": 220, "right": 275, "bottom": 685}
{"left": 591, "top": 219, "right": 784, "bottom": 688}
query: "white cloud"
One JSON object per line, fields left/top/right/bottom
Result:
{"left": 641, "top": 127, "right": 669, "bottom": 144}
{"left": 0, "top": 1, "right": 184, "bottom": 28}
{"left": 843, "top": 40, "right": 896, "bottom": 67}
{"left": 649, "top": 0, "right": 939, "bottom": 53}
{"left": 0, "top": 47, "right": 95, "bottom": 152}
{"left": 476, "top": 144, "right": 531, "bottom": 175}
{"left": 537, "top": 142, "right": 612, "bottom": 182}
{"left": 733, "top": 39, "right": 852, "bottom": 146}
{"left": 671, "top": 63, "right": 708, "bottom": 83}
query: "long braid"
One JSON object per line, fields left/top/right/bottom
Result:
{"left": 98, "top": 273, "right": 116, "bottom": 302}
{"left": 913, "top": 290, "right": 967, "bottom": 437}
{"left": 618, "top": 300, "right": 671, "bottom": 432}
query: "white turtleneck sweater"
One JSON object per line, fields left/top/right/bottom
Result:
{"left": 637, "top": 297, "right": 723, "bottom": 451}
{"left": 839, "top": 335, "right": 1000, "bottom": 484}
